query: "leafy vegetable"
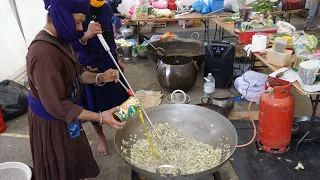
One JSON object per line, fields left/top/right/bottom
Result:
{"left": 247, "top": 1, "right": 274, "bottom": 13}
{"left": 135, "top": 45, "right": 147, "bottom": 52}
{"left": 221, "top": 17, "right": 234, "bottom": 22}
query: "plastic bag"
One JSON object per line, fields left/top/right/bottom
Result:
{"left": 234, "top": 70, "right": 268, "bottom": 103}
{"left": 292, "top": 33, "right": 318, "bottom": 52}
{"left": 0, "top": 80, "right": 29, "bottom": 121}
{"left": 201, "top": 5, "right": 211, "bottom": 14}
{"left": 192, "top": 0, "right": 207, "bottom": 13}
{"left": 152, "top": 0, "right": 168, "bottom": 9}
{"left": 134, "top": 0, "right": 150, "bottom": 18}
{"left": 224, "top": 0, "right": 245, "bottom": 13}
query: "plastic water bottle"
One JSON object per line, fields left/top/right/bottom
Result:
{"left": 278, "top": 1, "right": 282, "bottom": 11}
{"left": 204, "top": 73, "right": 215, "bottom": 97}
{"left": 207, "top": 73, "right": 214, "bottom": 82}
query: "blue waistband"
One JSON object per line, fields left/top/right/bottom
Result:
{"left": 28, "top": 93, "right": 56, "bottom": 120}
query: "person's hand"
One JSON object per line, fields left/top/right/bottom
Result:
{"left": 125, "top": 15, "right": 131, "bottom": 20}
{"left": 101, "top": 107, "right": 126, "bottom": 129}
{"left": 119, "top": 61, "right": 125, "bottom": 72}
{"left": 84, "top": 22, "right": 102, "bottom": 40}
{"left": 99, "top": 69, "right": 119, "bottom": 83}
{"left": 117, "top": 55, "right": 125, "bottom": 71}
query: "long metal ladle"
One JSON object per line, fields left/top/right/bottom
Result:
{"left": 144, "top": 38, "right": 166, "bottom": 57}
{"left": 92, "top": 21, "right": 164, "bottom": 144}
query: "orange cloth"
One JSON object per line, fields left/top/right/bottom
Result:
{"left": 90, "top": 0, "right": 106, "bottom": 7}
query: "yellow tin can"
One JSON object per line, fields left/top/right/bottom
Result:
{"left": 113, "top": 97, "right": 141, "bottom": 122}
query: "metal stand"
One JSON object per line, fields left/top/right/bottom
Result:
{"left": 273, "top": 13, "right": 292, "bottom": 23}
{"left": 213, "top": 24, "right": 236, "bottom": 41}
{"left": 131, "top": 169, "right": 222, "bottom": 180}
{"left": 136, "top": 22, "right": 148, "bottom": 35}
{"left": 295, "top": 95, "right": 320, "bottom": 155}
{"left": 201, "top": 19, "right": 210, "bottom": 42}
{"left": 213, "top": 171, "right": 222, "bottom": 180}
{"left": 250, "top": 54, "right": 267, "bottom": 70}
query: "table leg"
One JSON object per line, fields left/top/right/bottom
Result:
{"left": 221, "top": 28, "right": 225, "bottom": 40}
{"left": 294, "top": 95, "right": 320, "bottom": 155}
{"left": 202, "top": 19, "right": 209, "bottom": 42}
{"left": 214, "top": 24, "right": 218, "bottom": 40}
{"left": 212, "top": 171, "right": 222, "bottom": 180}
{"left": 207, "top": 19, "right": 210, "bottom": 42}
{"left": 203, "top": 19, "right": 206, "bottom": 42}
{"left": 131, "top": 169, "right": 139, "bottom": 180}
{"left": 289, "top": 13, "right": 291, "bottom": 23}
{"left": 137, "top": 22, "right": 140, "bottom": 37}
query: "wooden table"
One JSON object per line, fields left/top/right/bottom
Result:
{"left": 212, "top": 18, "right": 237, "bottom": 41}
{"left": 132, "top": 12, "right": 214, "bottom": 42}
{"left": 254, "top": 53, "right": 320, "bottom": 155}
{"left": 212, "top": 9, "right": 304, "bottom": 41}
{"left": 270, "top": 9, "right": 303, "bottom": 23}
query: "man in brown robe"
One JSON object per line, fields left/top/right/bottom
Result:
{"left": 26, "top": 0, "right": 126, "bottom": 179}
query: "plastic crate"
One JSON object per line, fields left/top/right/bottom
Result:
{"left": 238, "top": 28, "right": 278, "bottom": 44}
{"left": 281, "top": 0, "right": 306, "bottom": 11}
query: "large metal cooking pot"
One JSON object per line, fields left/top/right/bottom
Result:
{"left": 114, "top": 104, "right": 238, "bottom": 180}
{"left": 146, "top": 38, "right": 205, "bottom": 67}
{"left": 157, "top": 56, "right": 198, "bottom": 91}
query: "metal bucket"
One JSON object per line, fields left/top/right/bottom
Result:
{"left": 120, "top": 46, "right": 133, "bottom": 60}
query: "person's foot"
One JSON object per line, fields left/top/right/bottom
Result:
{"left": 305, "top": 25, "right": 320, "bottom": 31}
{"left": 97, "top": 135, "right": 108, "bottom": 156}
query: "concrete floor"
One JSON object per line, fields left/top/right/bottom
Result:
{"left": 1, "top": 14, "right": 320, "bottom": 180}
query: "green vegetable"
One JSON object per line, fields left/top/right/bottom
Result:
{"left": 148, "top": 7, "right": 154, "bottom": 15}
{"left": 247, "top": 1, "right": 274, "bottom": 13}
{"left": 135, "top": 45, "right": 147, "bottom": 52}
{"left": 221, "top": 17, "right": 234, "bottom": 22}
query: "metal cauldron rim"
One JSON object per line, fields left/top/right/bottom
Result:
{"left": 146, "top": 38, "right": 204, "bottom": 56}
{"left": 113, "top": 104, "right": 238, "bottom": 178}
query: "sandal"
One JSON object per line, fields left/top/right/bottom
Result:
{"left": 305, "top": 27, "right": 319, "bottom": 31}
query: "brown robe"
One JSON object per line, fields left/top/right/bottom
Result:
{"left": 26, "top": 31, "right": 100, "bottom": 180}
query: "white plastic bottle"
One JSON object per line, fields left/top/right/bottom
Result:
{"left": 204, "top": 73, "right": 215, "bottom": 97}
{"left": 278, "top": 1, "right": 282, "bottom": 11}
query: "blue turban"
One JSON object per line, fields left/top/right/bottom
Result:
{"left": 44, "top": 0, "right": 90, "bottom": 43}
{"left": 111, "top": 0, "right": 122, "bottom": 5}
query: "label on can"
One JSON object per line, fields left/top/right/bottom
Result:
{"left": 114, "top": 97, "right": 141, "bottom": 122}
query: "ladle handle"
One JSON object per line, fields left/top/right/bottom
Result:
{"left": 193, "top": 60, "right": 199, "bottom": 71}
{"left": 171, "top": 89, "right": 187, "bottom": 104}
{"left": 191, "top": 32, "right": 200, "bottom": 40}
{"left": 156, "top": 165, "right": 182, "bottom": 177}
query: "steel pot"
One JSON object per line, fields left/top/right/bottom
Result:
{"left": 137, "top": 50, "right": 148, "bottom": 58}
{"left": 157, "top": 56, "right": 198, "bottom": 91}
{"left": 121, "top": 28, "right": 133, "bottom": 38}
{"left": 201, "top": 93, "right": 234, "bottom": 112}
{"left": 114, "top": 104, "right": 238, "bottom": 180}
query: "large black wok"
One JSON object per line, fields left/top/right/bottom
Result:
{"left": 114, "top": 104, "right": 238, "bottom": 180}
{"left": 146, "top": 38, "right": 205, "bottom": 67}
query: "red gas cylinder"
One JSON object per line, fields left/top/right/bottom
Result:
{"left": 258, "top": 78, "right": 295, "bottom": 154}
{"left": 0, "top": 106, "right": 6, "bottom": 133}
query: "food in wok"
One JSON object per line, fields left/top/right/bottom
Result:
{"left": 121, "top": 123, "right": 230, "bottom": 175}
